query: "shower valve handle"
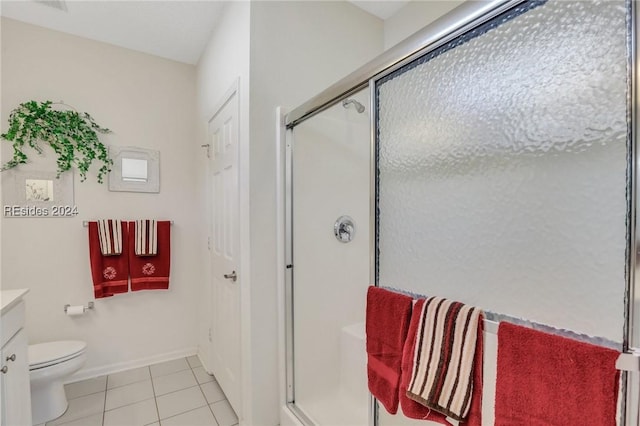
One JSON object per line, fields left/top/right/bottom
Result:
{"left": 5, "top": 354, "right": 15, "bottom": 362}
{"left": 224, "top": 271, "right": 237, "bottom": 282}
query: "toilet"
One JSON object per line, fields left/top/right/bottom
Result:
{"left": 28, "top": 340, "right": 87, "bottom": 424}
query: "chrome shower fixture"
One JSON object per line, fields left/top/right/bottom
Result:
{"left": 342, "top": 98, "right": 365, "bottom": 113}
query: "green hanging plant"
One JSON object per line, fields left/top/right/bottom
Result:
{"left": 1, "top": 100, "right": 113, "bottom": 183}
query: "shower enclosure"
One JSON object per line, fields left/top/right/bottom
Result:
{"left": 283, "top": 0, "right": 640, "bottom": 425}
{"left": 285, "top": 89, "right": 371, "bottom": 425}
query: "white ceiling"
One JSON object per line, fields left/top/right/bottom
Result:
{"left": 0, "top": 0, "right": 408, "bottom": 65}
{"left": 0, "top": 0, "right": 227, "bottom": 65}
{"left": 350, "top": 0, "right": 409, "bottom": 20}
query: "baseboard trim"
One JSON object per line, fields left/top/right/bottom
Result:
{"left": 65, "top": 346, "right": 199, "bottom": 383}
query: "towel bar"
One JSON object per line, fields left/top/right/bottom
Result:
{"left": 616, "top": 351, "right": 640, "bottom": 372}
{"left": 82, "top": 220, "right": 174, "bottom": 227}
{"left": 380, "top": 285, "right": 622, "bottom": 351}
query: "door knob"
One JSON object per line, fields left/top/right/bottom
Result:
{"left": 224, "top": 271, "right": 237, "bottom": 282}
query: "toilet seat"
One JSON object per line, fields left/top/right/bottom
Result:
{"left": 29, "top": 341, "right": 87, "bottom": 370}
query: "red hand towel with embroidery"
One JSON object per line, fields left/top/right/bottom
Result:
{"left": 88, "top": 221, "right": 129, "bottom": 298}
{"left": 128, "top": 220, "right": 170, "bottom": 291}
{"left": 366, "top": 286, "right": 413, "bottom": 414}
{"left": 399, "top": 298, "right": 484, "bottom": 426}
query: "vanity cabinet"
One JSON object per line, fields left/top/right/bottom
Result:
{"left": 1, "top": 291, "right": 31, "bottom": 426}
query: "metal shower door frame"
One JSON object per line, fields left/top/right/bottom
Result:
{"left": 627, "top": 1, "right": 639, "bottom": 423}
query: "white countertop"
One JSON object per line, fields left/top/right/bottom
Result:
{"left": 1, "top": 289, "right": 29, "bottom": 315}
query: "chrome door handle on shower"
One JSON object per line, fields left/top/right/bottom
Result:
{"left": 334, "top": 216, "right": 355, "bottom": 243}
{"left": 224, "top": 271, "right": 237, "bottom": 282}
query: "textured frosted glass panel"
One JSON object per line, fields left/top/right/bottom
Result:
{"left": 377, "top": 0, "right": 629, "bottom": 342}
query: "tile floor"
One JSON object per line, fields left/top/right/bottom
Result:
{"left": 37, "top": 355, "right": 238, "bottom": 426}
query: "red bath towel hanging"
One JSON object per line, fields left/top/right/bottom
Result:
{"left": 88, "top": 220, "right": 129, "bottom": 298}
{"left": 128, "top": 220, "right": 171, "bottom": 291}
{"left": 494, "top": 322, "right": 620, "bottom": 426}
{"left": 366, "top": 286, "right": 413, "bottom": 414}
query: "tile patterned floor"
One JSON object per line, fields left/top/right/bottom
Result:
{"left": 38, "top": 355, "right": 238, "bottom": 426}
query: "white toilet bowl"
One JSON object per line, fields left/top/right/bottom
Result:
{"left": 29, "top": 340, "right": 87, "bottom": 425}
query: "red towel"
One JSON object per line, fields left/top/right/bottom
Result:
{"left": 400, "top": 298, "right": 484, "bottom": 425}
{"left": 366, "top": 286, "right": 413, "bottom": 414}
{"left": 128, "top": 220, "right": 170, "bottom": 291}
{"left": 88, "top": 221, "right": 129, "bottom": 298}
{"left": 495, "top": 322, "right": 620, "bottom": 426}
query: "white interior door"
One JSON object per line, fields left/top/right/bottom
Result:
{"left": 208, "top": 89, "right": 241, "bottom": 414}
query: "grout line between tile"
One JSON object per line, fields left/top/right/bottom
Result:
{"left": 106, "top": 377, "right": 151, "bottom": 391}
{"left": 160, "top": 404, "right": 212, "bottom": 424}
{"left": 147, "top": 366, "right": 161, "bottom": 425}
{"left": 157, "top": 390, "right": 209, "bottom": 421}
{"left": 187, "top": 358, "right": 220, "bottom": 426}
{"left": 188, "top": 366, "right": 198, "bottom": 385}
{"left": 103, "top": 396, "right": 156, "bottom": 413}
{"left": 65, "top": 360, "right": 231, "bottom": 426}
{"left": 149, "top": 358, "right": 192, "bottom": 379}
{"left": 156, "top": 382, "right": 202, "bottom": 400}
{"left": 66, "top": 388, "right": 107, "bottom": 401}
{"left": 201, "top": 384, "right": 220, "bottom": 425}
{"left": 150, "top": 367, "right": 191, "bottom": 379}
{"left": 52, "top": 412, "right": 102, "bottom": 426}
{"left": 106, "top": 369, "right": 153, "bottom": 391}
{"left": 101, "top": 387, "right": 107, "bottom": 426}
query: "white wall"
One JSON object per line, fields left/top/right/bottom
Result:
{"left": 249, "top": 2, "right": 383, "bottom": 424}
{"left": 195, "top": 2, "right": 250, "bottom": 380}
{"left": 384, "top": 0, "right": 464, "bottom": 49}
{"left": 0, "top": 18, "right": 200, "bottom": 377}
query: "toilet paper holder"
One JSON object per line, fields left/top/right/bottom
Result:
{"left": 64, "top": 302, "right": 94, "bottom": 313}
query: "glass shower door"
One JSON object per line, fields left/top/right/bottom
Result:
{"left": 375, "top": 0, "right": 631, "bottom": 424}
{"left": 288, "top": 88, "right": 371, "bottom": 425}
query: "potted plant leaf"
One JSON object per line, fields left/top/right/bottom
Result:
{"left": 1, "top": 100, "right": 113, "bottom": 183}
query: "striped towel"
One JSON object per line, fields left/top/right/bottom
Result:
{"left": 97, "top": 219, "right": 123, "bottom": 256}
{"left": 406, "top": 297, "right": 482, "bottom": 421}
{"left": 135, "top": 220, "right": 158, "bottom": 256}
